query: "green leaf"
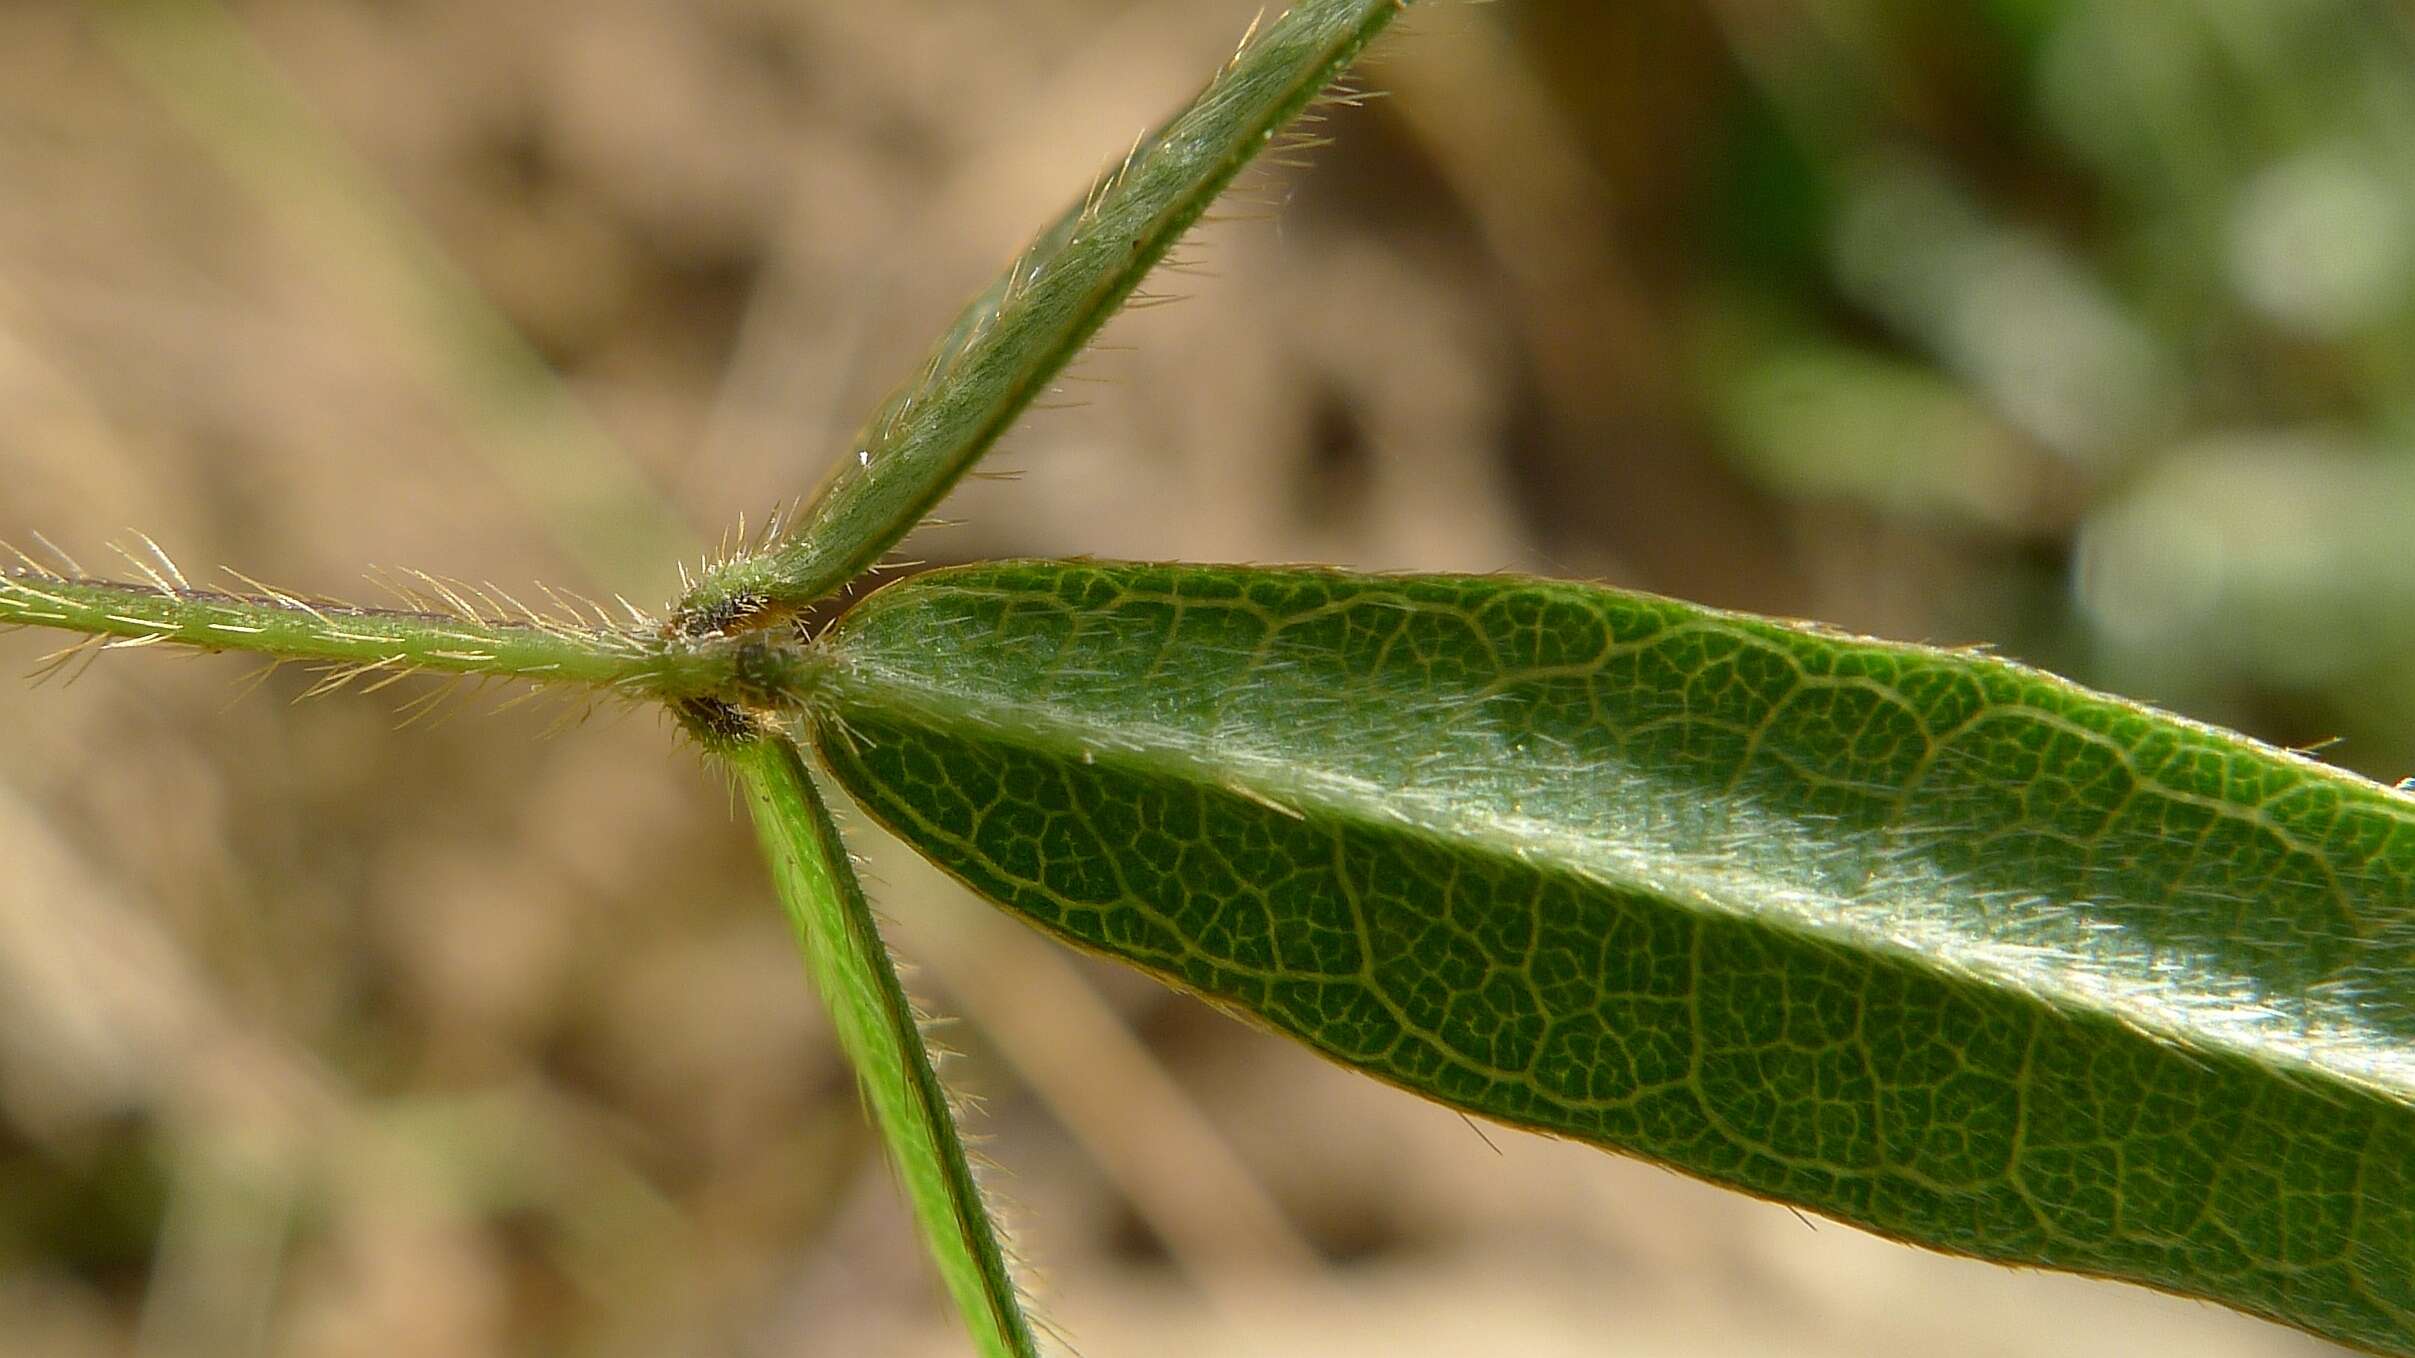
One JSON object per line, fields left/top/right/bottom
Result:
{"left": 807, "top": 559, "right": 2415, "bottom": 1356}
{"left": 675, "top": 0, "right": 1412, "bottom": 631}
{"left": 729, "top": 737, "right": 1040, "bottom": 1358}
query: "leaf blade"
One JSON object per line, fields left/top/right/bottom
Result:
{"left": 810, "top": 559, "right": 2415, "bottom": 1355}
{"left": 730, "top": 737, "right": 1041, "bottom": 1358}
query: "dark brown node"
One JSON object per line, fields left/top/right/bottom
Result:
{"left": 674, "top": 695, "right": 764, "bottom": 748}
{"left": 672, "top": 591, "right": 771, "bottom": 639}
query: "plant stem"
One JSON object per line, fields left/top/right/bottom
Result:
{"left": 0, "top": 566, "right": 823, "bottom": 706}
{"left": 731, "top": 737, "right": 1040, "bottom": 1358}
{"left": 674, "top": 0, "right": 1414, "bottom": 633}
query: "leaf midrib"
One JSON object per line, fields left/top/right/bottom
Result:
{"left": 818, "top": 648, "right": 2415, "bottom": 1108}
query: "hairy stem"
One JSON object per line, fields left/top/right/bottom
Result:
{"left": 731, "top": 737, "right": 1041, "bottom": 1358}
{"left": 675, "top": 0, "right": 1414, "bottom": 632}
{"left": 0, "top": 566, "right": 826, "bottom": 706}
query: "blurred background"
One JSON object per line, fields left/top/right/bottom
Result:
{"left": 0, "top": 0, "right": 2406, "bottom": 1353}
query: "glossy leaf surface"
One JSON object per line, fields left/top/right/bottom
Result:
{"left": 810, "top": 560, "right": 2415, "bottom": 1355}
